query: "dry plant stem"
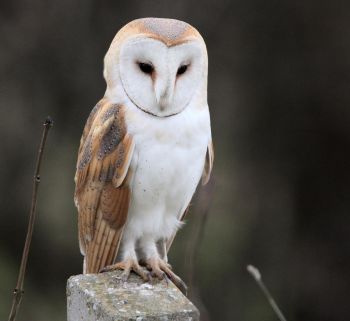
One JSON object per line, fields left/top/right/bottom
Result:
{"left": 8, "top": 117, "right": 53, "bottom": 321}
{"left": 247, "top": 265, "right": 288, "bottom": 321}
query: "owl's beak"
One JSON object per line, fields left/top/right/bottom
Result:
{"left": 155, "top": 76, "right": 174, "bottom": 111}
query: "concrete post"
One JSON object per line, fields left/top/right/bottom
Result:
{"left": 67, "top": 270, "right": 199, "bottom": 321}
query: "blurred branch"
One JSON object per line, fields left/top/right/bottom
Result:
{"left": 247, "top": 264, "right": 288, "bottom": 321}
{"left": 185, "top": 178, "right": 215, "bottom": 321}
{"left": 8, "top": 117, "right": 53, "bottom": 321}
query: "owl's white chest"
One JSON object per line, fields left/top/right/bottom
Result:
{"left": 122, "top": 104, "right": 210, "bottom": 243}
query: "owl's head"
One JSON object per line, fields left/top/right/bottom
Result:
{"left": 104, "top": 18, "right": 208, "bottom": 117}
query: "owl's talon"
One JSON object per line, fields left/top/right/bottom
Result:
{"left": 143, "top": 258, "right": 188, "bottom": 294}
{"left": 100, "top": 259, "right": 149, "bottom": 282}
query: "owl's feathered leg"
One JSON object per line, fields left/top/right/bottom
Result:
{"left": 100, "top": 258, "right": 150, "bottom": 281}
{"left": 101, "top": 235, "right": 150, "bottom": 281}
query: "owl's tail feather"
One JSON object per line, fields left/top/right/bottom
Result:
{"left": 83, "top": 210, "right": 123, "bottom": 274}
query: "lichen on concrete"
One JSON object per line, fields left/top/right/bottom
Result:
{"left": 67, "top": 270, "right": 199, "bottom": 321}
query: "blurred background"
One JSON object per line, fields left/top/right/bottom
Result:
{"left": 1, "top": 0, "right": 350, "bottom": 320}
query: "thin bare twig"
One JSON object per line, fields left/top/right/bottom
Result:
{"left": 247, "top": 264, "right": 288, "bottom": 321}
{"left": 8, "top": 117, "right": 53, "bottom": 321}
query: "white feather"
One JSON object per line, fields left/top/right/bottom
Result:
{"left": 104, "top": 30, "right": 211, "bottom": 261}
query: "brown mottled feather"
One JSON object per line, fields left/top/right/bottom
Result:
{"left": 74, "top": 99, "right": 134, "bottom": 273}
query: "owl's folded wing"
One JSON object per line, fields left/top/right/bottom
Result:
{"left": 166, "top": 140, "right": 214, "bottom": 252}
{"left": 74, "top": 99, "right": 135, "bottom": 273}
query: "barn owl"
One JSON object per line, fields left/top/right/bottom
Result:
{"left": 74, "top": 18, "right": 213, "bottom": 293}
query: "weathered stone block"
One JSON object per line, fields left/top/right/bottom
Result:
{"left": 67, "top": 271, "right": 199, "bottom": 321}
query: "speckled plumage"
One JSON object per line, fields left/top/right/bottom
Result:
{"left": 143, "top": 18, "right": 189, "bottom": 41}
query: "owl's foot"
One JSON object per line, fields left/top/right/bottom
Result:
{"left": 143, "top": 257, "right": 188, "bottom": 295}
{"left": 100, "top": 259, "right": 150, "bottom": 282}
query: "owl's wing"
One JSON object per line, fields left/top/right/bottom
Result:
{"left": 165, "top": 207, "right": 190, "bottom": 253}
{"left": 166, "top": 141, "right": 214, "bottom": 252}
{"left": 74, "top": 99, "right": 135, "bottom": 273}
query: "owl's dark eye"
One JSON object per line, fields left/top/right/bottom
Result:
{"left": 138, "top": 62, "right": 154, "bottom": 74}
{"left": 177, "top": 64, "right": 188, "bottom": 76}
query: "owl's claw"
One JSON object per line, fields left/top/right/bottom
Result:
{"left": 100, "top": 259, "right": 149, "bottom": 282}
{"left": 142, "top": 258, "right": 188, "bottom": 295}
